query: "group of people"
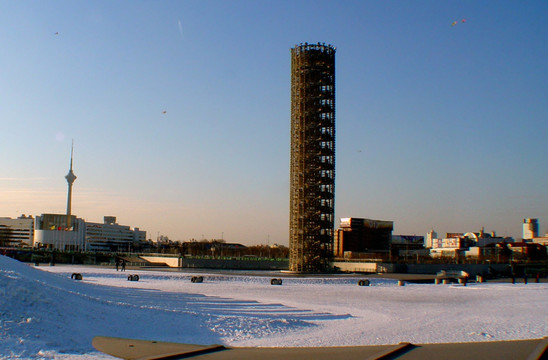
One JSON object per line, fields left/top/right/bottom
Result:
{"left": 115, "top": 257, "right": 126, "bottom": 271}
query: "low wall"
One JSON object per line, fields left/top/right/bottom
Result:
{"left": 140, "top": 256, "right": 180, "bottom": 268}
{"left": 139, "top": 256, "right": 512, "bottom": 276}
{"left": 139, "top": 256, "right": 288, "bottom": 270}
{"left": 377, "top": 263, "right": 408, "bottom": 273}
{"left": 332, "top": 261, "right": 378, "bottom": 273}
{"left": 332, "top": 262, "right": 511, "bottom": 276}
{"left": 405, "top": 263, "right": 511, "bottom": 276}
{"left": 180, "top": 258, "right": 288, "bottom": 270}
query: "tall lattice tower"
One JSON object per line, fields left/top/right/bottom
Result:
{"left": 289, "top": 43, "right": 336, "bottom": 273}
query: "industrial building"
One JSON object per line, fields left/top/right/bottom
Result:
{"left": 334, "top": 217, "right": 394, "bottom": 259}
{"left": 289, "top": 43, "right": 336, "bottom": 272}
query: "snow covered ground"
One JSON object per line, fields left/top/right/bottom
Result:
{"left": 1, "top": 255, "right": 547, "bottom": 359}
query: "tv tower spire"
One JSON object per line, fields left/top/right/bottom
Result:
{"left": 65, "top": 140, "right": 77, "bottom": 229}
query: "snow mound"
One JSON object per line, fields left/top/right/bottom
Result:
{"left": 3, "top": 256, "right": 548, "bottom": 359}
{"left": 0, "top": 256, "right": 345, "bottom": 359}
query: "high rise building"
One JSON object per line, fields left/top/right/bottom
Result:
{"left": 523, "top": 218, "right": 539, "bottom": 239}
{"left": 426, "top": 228, "right": 438, "bottom": 248}
{"left": 289, "top": 43, "right": 336, "bottom": 272}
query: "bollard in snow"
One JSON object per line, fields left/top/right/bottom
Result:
{"left": 191, "top": 276, "right": 204, "bottom": 283}
{"left": 128, "top": 275, "right": 139, "bottom": 281}
{"left": 270, "top": 278, "right": 282, "bottom": 285}
{"left": 398, "top": 280, "right": 405, "bottom": 286}
{"left": 358, "top": 279, "right": 370, "bottom": 286}
{"left": 71, "top": 273, "right": 82, "bottom": 281}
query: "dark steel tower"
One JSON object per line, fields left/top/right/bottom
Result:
{"left": 289, "top": 43, "right": 336, "bottom": 272}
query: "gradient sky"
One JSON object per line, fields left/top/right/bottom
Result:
{"left": 1, "top": 1, "right": 547, "bottom": 245}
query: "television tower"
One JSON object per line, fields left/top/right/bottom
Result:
{"left": 289, "top": 43, "right": 336, "bottom": 272}
{"left": 65, "top": 141, "right": 77, "bottom": 229}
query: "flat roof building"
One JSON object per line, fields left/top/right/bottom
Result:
{"left": 523, "top": 218, "right": 539, "bottom": 239}
{"left": 334, "top": 218, "right": 393, "bottom": 258}
{"left": 32, "top": 214, "right": 146, "bottom": 252}
{"left": 0, "top": 215, "right": 35, "bottom": 247}
{"left": 33, "top": 213, "right": 85, "bottom": 251}
{"left": 85, "top": 216, "right": 146, "bottom": 252}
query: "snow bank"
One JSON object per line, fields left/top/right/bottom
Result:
{"left": 0, "top": 257, "right": 342, "bottom": 359}
{"left": 2, "top": 256, "right": 547, "bottom": 359}
{"left": 0, "top": 256, "right": 215, "bottom": 358}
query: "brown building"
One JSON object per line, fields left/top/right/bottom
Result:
{"left": 334, "top": 218, "right": 393, "bottom": 258}
{"left": 508, "top": 242, "right": 547, "bottom": 260}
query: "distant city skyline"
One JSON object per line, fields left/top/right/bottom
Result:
{"left": 1, "top": 1, "right": 547, "bottom": 245}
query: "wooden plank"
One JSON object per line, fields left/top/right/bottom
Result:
{"left": 93, "top": 336, "right": 548, "bottom": 360}
{"left": 526, "top": 337, "right": 548, "bottom": 360}
{"left": 364, "top": 342, "right": 415, "bottom": 360}
{"left": 92, "top": 336, "right": 225, "bottom": 360}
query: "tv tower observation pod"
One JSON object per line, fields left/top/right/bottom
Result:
{"left": 289, "top": 43, "right": 336, "bottom": 273}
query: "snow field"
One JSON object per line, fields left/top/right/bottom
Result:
{"left": 1, "top": 256, "right": 547, "bottom": 359}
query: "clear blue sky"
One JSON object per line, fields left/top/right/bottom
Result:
{"left": 1, "top": 1, "right": 547, "bottom": 244}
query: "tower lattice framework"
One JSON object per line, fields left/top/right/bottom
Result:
{"left": 289, "top": 43, "right": 335, "bottom": 273}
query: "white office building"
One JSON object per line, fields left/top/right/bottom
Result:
{"left": 523, "top": 218, "right": 539, "bottom": 239}
{"left": 0, "top": 215, "right": 35, "bottom": 247}
{"left": 85, "top": 216, "right": 146, "bottom": 252}
{"left": 33, "top": 213, "right": 86, "bottom": 251}
{"left": 32, "top": 214, "right": 146, "bottom": 252}
{"left": 425, "top": 229, "right": 437, "bottom": 248}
